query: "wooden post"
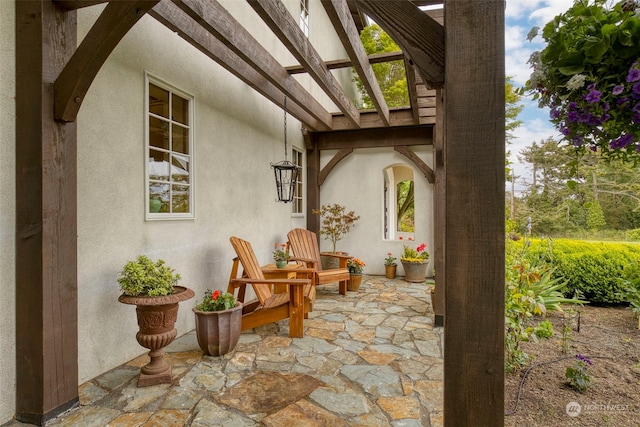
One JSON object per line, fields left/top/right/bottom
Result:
{"left": 444, "top": 1, "right": 505, "bottom": 425}
{"left": 305, "top": 131, "right": 321, "bottom": 235}
{"left": 432, "top": 88, "right": 444, "bottom": 326}
{"left": 15, "top": 1, "right": 79, "bottom": 424}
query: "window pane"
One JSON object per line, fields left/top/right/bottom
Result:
{"left": 172, "top": 93, "right": 189, "bottom": 125}
{"left": 149, "top": 84, "right": 169, "bottom": 118}
{"left": 149, "top": 116, "right": 170, "bottom": 150}
{"left": 172, "top": 124, "right": 189, "bottom": 154}
{"left": 149, "top": 150, "right": 170, "bottom": 181}
{"left": 149, "top": 183, "right": 170, "bottom": 213}
{"left": 171, "top": 154, "right": 190, "bottom": 183}
{"left": 172, "top": 185, "right": 190, "bottom": 213}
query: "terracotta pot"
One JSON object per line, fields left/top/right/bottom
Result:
{"left": 193, "top": 302, "right": 243, "bottom": 356}
{"left": 401, "top": 261, "right": 428, "bottom": 283}
{"left": 118, "top": 286, "right": 194, "bottom": 387}
{"left": 385, "top": 264, "right": 397, "bottom": 279}
{"left": 347, "top": 273, "right": 363, "bottom": 291}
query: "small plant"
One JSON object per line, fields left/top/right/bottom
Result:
{"left": 117, "top": 255, "right": 181, "bottom": 297}
{"left": 195, "top": 289, "right": 237, "bottom": 312}
{"left": 272, "top": 243, "right": 290, "bottom": 262}
{"left": 384, "top": 252, "right": 397, "bottom": 266}
{"left": 312, "top": 204, "right": 360, "bottom": 253}
{"left": 566, "top": 354, "right": 593, "bottom": 393}
{"left": 347, "top": 258, "right": 366, "bottom": 274}
{"left": 535, "top": 320, "right": 554, "bottom": 339}
{"left": 400, "top": 241, "right": 429, "bottom": 263}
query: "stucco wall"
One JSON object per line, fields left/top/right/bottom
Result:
{"left": 0, "top": 0, "right": 16, "bottom": 423}
{"left": 319, "top": 147, "right": 434, "bottom": 277}
{"left": 73, "top": 1, "right": 339, "bottom": 383}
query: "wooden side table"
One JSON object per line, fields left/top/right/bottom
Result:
{"left": 261, "top": 263, "right": 302, "bottom": 294}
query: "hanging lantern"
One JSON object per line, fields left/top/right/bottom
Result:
{"left": 271, "top": 96, "right": 300, "bottom": 203}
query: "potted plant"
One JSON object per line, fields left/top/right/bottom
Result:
{"left": 117, "top": 255, "right": 194, "bottom": 387}
{"left": 384, "top": 252, "right": 397, "bottom": 279}
{"left": 346, "top": 257, "right": 366, "bottom": 291}
{"left": 272, "top": 243, "right": 290, "bottom": 268}
{"left": 399, "top": 240, "right": 429, "bottom": 282}
{"left": 312, "top": 203, "right": 360, "bottom": 269}
{"left": 193, "top": 289, "right": 243, "bottom": 356}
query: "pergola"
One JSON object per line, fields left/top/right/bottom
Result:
{"left": 15, "top": 0, "right": 505, "bottom": 425}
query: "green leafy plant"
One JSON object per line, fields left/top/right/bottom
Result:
{"left": 272, "top": 243, "right": 290, "bottom": 262}
{"left": 195, "top": 289, "right": 237, "bottom": 312}
{"left": 566, "top": 354, "right": 593, "bottom": 392}
{"left": 117, "top": 255, "right": 181, "bottom": 297}
{"left": 617, "top": 259, "right": 640, "bottom": 328}
{"left": 347, "top": 257, "right": 366, "bottom": 274}
{"left": 525, "top": 0, "right": 640, "bottom": 160}
{"left": 384, "top": 252, "right": 397, "bottom": 266}
{"left": 535, "top": 319, "right": 554, "bottom": 339}
{"left": 400, "top": 239, "right": 429, "bottom": 263}
{"left": 312, "top": 204, "right": 360, "bottom": 253}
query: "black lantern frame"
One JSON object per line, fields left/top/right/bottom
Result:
{"left": 271, "top": 160, "right": 300, "bottom": 203}
{"left": 271, "top": 96, "right": 300, "bottom": 203}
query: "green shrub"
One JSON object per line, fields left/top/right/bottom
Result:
{"left": 525, "top": 239, "right": 640, "bottom": 304}
{"left": 625, "top": 228, "right": 640, "bottom": 241}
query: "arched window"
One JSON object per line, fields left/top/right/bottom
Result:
{"left": 384, "top": 165, "right": 414, "bottom": 240}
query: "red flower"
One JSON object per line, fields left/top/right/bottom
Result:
{"left": 417, "top": 243, "right": 426, "bottom": 252}
{"left": 212, "top": 290, "right": 221, "bottom": 300}
{"left": 399, "top": 236, "right": 403, "bottom": 240}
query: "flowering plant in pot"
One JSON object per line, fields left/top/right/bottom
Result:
{"left": 384, "top": 252, "right": 397, "bottom": 279}
{"left": 272, "top": 243, "right": 290, "bottom": 268}
{"left": 193, "top": 289, "right": 243, "bottom": 356}
{"left": 525, "top": 0, "right": 640, "bottom": 161}
{"left": 312, "top": 203, "right": 360, "bottom": 269}
{"left": 117, "top": 255, "right": 194, "bottom": 386}
{"left": 346, "top": 258, "right": 365, "bottom": 291}
{"left": 399, "top": 241, "right": 429, "bottom": 283}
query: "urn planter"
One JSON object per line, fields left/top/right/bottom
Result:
{"left": 401, "top": 261, "right": 428, "bottom": 283}
{"left": 118, "top": 286, "right": 194, "bottom": 387}
{"left": 192, "top": 302, "right": 243, "bottom": 356}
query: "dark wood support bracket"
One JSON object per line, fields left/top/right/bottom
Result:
{"left": 394, "top": 145, "right": 434, "bottom": 183}
{"left": 54, "top": 0, "right": 159, "bottom": 122}
{"left": 318, "top": 148, "right": 353, "bottom": 186}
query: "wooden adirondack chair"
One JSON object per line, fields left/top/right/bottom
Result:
{"left": 227, "top": 236, "right": 315, "bottom": 338}
{"left": 287, "top": 228, "right": 351, "bottom": 295}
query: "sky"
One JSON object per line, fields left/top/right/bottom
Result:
{"left": 505, "top": 0, "right": 575, "bottom": 193}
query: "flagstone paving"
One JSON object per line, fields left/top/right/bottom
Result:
{"left": 5, "top": 276, "right": 443, "bottom": 426}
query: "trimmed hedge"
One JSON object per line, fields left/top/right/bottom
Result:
{"left": 522, "top": 239, "right": 640, "bottom": 304}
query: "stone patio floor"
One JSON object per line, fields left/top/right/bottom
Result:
{"left": 8, "top": 276, "right": 443, "bottom": 427}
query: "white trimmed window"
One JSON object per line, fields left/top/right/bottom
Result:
{"left": 384, "top": 165, "right": 415, "bottom": 240}
{"left": 146, "top": 75, "right": 194, "bottom": 219}
{"left": 292, "top": 146, "right": 304, "bottom": 214}
{"left": 299, "top": 0, "right": 309, "bottom": 37}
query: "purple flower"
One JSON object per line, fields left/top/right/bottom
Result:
{"left": 569, "top": 101, "right": 578, "bottom": 110}
{"left": 633, "top": 103, "right": 640, "bottom": 113}
{"left": 550, "top": 108, "right": 560, "bottom": 119}
{"left": 633, "top": 82, "right": 640, "bottom": 95}
{"left": 603, "top": 103, "right": 610, "bottom": 112}
{"left": 611, "top": 133, "right": 634, "bottom": 149}
{"left": 618, "top": 98, "right": 631, "bottom": 108}
{"left": 573, "top": 136, "right": 584, "bottom": 146}
{"left": 567, "top": 111, "right": 579, "bottom": 122}
{"left": 586, "top": 90, "right": 601, "bottom": 103}
{"left": 627, "top": 68, "right": 640, "bottom": 83}
{"left": 613, "top": 84, "right": 625, "bottom": 95}
{"left": 560, "top": 126, "right": 570, "bottom": 136}
{"left": 576, "top": 354, "right": 593, "bottom": 365}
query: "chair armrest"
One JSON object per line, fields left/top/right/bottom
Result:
{"left": 230, "top": 278, "right": 311, "bottom": 286}
{"left": 320, "top": 252, "right": 352, "bottom": 260}
{"left": 289, "top": 256, "right": 318, "bottom": 266}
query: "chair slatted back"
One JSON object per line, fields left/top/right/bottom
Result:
{"left": 287, "top": 228, "right": 323, "bottom": 271}
{"left": 230, "top": 236, "right": 272, "bottom": 305}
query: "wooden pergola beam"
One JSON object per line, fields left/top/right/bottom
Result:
{"left": 149, "top": 1, "right": 326, "bottom": 131}
{"left": 172, "top": 0, "right": 334, "bottom": 130}
{"left": 321, "top": 0, "right": 389, "bottom": 126}
{"left": 248, "top": 0, "right": 361, "bottom": 128}
{"left": 405, "top": 61, "right": 420, "bottom": 125}
{"left": 316, "top": 125, "right": 432, "bottom": 149}
{"left": 54, "top": 0, "right": 160, "bottom": 122}
{"left": 285, "top": 51, "right": 405, "bottom": 74}
{"left": 354, "top": 0, "right": 444, "bottom": 88}
{"left": 53, "top": 0, "right": 108, "bottom": 10}
{"left": 394, "top": 146, "right": 434, "bottom": 183}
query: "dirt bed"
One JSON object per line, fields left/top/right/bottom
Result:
{"left": 504, "top": 305, "right": 640, "bottom": 426}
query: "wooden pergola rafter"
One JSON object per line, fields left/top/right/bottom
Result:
{"left": 15, "top": 0, "right": 505, "bottom": 425}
